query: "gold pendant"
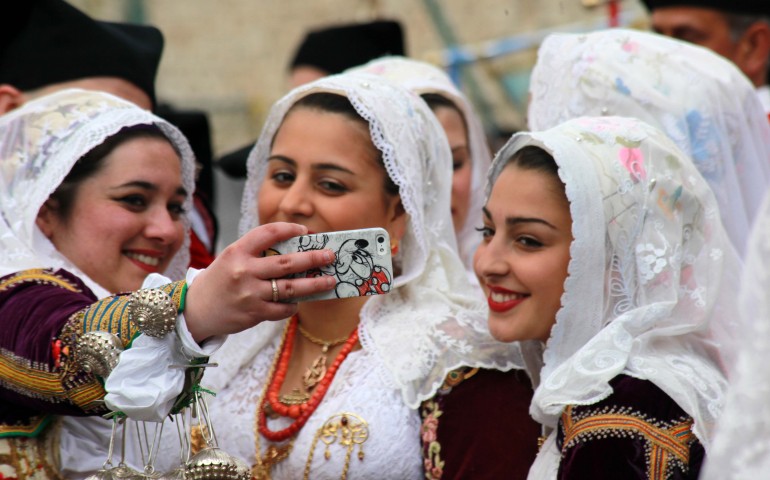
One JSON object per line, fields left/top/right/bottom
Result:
{"left": 280, "top": 388, "right": 311, "bottom": 405}
{"left": 303, "top": 413, "right": 369, "bottom": 479}
{"left": 302, "top": 354, "right": 328, "bottom": 390}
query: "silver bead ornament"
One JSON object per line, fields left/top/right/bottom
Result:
{"left": 76, "top": 331, "right": 124, "bottom": 377}
{"left": 184, "top": 447, "right": 250, "bottom": 480}
{"left": 128, "top": 288, "right": 177, "bottom": 338}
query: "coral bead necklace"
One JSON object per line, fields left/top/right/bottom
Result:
{"left": 258, "top": 315, "right": 359, "bottom": 443}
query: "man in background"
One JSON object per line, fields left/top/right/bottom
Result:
{"left": 643, "top": 1, "right": 770, "bottom": 113}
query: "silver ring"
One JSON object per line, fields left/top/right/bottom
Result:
{"left": 271, "top": 278, "right": 279, "bottom": 302}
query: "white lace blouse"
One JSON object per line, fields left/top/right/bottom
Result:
{"left": 203, "top": 323, "right": 423, "bottom": 479}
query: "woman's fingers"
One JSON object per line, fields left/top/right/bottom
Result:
{"left": 268, "top": 275, "right": 336, "bottom": 303}
{"left": 258, "top": 249, "right": 336, "bottom": 279}
{"left": 240, "top": 222, "right": 308, "bottom": 254}
{"left": 183, "top": 222, "right": 340, "bottom": 342}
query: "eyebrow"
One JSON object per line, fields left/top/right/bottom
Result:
{"left": 112, "top": 181, "right": 187, "bottom": 197}
{"left": 482, "top": 207, "right": 557, "bottom": 230}
{"left": 267, "top": 155, "right": 356, "bottom": 175}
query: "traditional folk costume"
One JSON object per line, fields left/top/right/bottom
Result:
{"left": 488, "top": 117, "right": 741, "bottom": 479}
{"left": 528, "top": 28, "right": 770, "bottom": 257}
{"left": 702, "top": 191, "right": 770, "bottom": 479}
{"left": 0, "top": 90, "right": 222, "bottom": 478}
{"left": 350, "top": 57, "right": 540, "bottom": 479}
{"left": 136, "top": 73, "right": 522, "bottom": 479}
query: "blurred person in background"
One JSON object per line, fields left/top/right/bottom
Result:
{"left": 527, "top": 29, "right": 770, "bottom": 257}
{"left": 217, "top": 19, "right": 405, "bottom": 179}
{"left": 642, "top": 0, "right": 770, "bottom": 115}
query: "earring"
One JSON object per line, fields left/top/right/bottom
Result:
{"left": 390, "top": 239, "right": 399, "bottom": 256}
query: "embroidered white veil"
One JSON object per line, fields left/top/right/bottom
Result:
{"left": 528, "top": 29, "right": 770, "bottom": 257}
{"left": 702, "top": 191, "right": 770, "bottom": 479}
{"left": 486, "top": 117, "right": 741, "bottom": 477}
{"left": 209, "top": 72, "right": 521, "bottom": 408}
{"left": 348, "top": 56, "right": 492, "bottom": 280}
{"left": 0, "top": 89, "right": 196, "bottom": 298}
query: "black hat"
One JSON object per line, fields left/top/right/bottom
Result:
{"left": 0, "top": 0, "right": 163, "bottom": 106}
{"left": 155, "top": 105, "right": 215, "bottom": 201}
{"left": 289, "top": 20, "right": 405, "bottom": 74}
{"left": 217, "top": 143, "right": 252, "bottom": 179}
{"left": 641, "top": 0, "right": 770, "bottom": 16}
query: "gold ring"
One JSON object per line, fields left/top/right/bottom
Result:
{"left": 271, "top": 278, "right": 279, "bottom": 302}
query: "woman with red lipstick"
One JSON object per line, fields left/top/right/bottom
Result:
{"left": 136, "top": 72, "right": 524, "bottom": 478}
{"left": 475, "top": 116, "right": 741, "bottom": 479}
{"left": 0, "top": 89, "right": 335, "bottom": 478}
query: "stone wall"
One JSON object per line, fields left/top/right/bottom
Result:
{"left": 71, "top": 0, "right": 649, "bottom": 156}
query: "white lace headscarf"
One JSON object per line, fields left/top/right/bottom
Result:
{"left": 486, "top": 117, "right": 741, "bottom": 476}
{"left": 528, "top": 28, "right": 770, "bottom": 257}
{"left": 234, "top": 72, "right": 521, "bottom": 407}
{"left": 702, "top": 191, "right": 770, "bottom": 479}
{"left": 348, "top": 56, "right": 492, "bottom": 279}
{"left": 0, "top": 89, "right": 195, "bottom": 298}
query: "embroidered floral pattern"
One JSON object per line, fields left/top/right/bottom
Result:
{"left": 420, "top": 400, "right": 444, "bottom": 480}
{"left": 636, "top": 244, "right": 668, "bottom": 284}
{"left": 419, "top": 367, "right": 478, "bottom": 479}
{"left": 619, "top": 147, "right": 645, "bottom": 182}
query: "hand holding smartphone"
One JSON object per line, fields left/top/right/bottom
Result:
{"left": 265, "top": 228, "right": 394, "bottom": 302}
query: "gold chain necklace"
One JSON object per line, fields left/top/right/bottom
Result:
{"left": 297, "top": 323, "right": 349, "bottom": 393}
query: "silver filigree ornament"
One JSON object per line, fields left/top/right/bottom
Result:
{"left": 184, "top": 447, "right": 250, "bottom": 480}
{"left": 76, "top": 331, "right": 124, "bottom": 377}
{"left": 128, "top": 288, "right": 177, "bottom": 337}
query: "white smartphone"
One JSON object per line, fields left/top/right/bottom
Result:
{"left": 265, "top": 227, "right": 394, "bottom": 302}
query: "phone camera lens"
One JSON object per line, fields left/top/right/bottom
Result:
{"left": 377, "top": 236, "right": 384, "bottom": 243}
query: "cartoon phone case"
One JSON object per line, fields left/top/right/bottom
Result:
{"left": 266, "top": 228, "right": 393, "bottom": 302}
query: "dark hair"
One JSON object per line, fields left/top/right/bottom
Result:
{"left": 725, "top": 13, "right": 770, "bottom": 83}
{"left": 726, "top": 13, "right": 770, "bottom": 41}
{"left": 47, "top": 125, "right": 170, "bottom": 219}
{"left": 506, "top": 145, "right": 565, "bottom": 200}
{"left": 286, "top": 92, "right": 399, "bottom": 197}
{"left": 507, "top": 145, "right": 560, "bottom": 180}
{"left": 420, "top": 92, "right": 469, "bottom": 137}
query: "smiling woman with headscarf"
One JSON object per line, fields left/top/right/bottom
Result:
{"left": 0, "top": 89, "right": 336, "bottom": 478}
{"left": 475, "top": 116, "right": 741, "bottom": 479}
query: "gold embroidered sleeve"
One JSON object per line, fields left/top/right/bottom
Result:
{"left": 57, "top": 280, "right": 187, "bottom": 412}
{"left": 560, "top": 405, "right": 697, "bottom": 479}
